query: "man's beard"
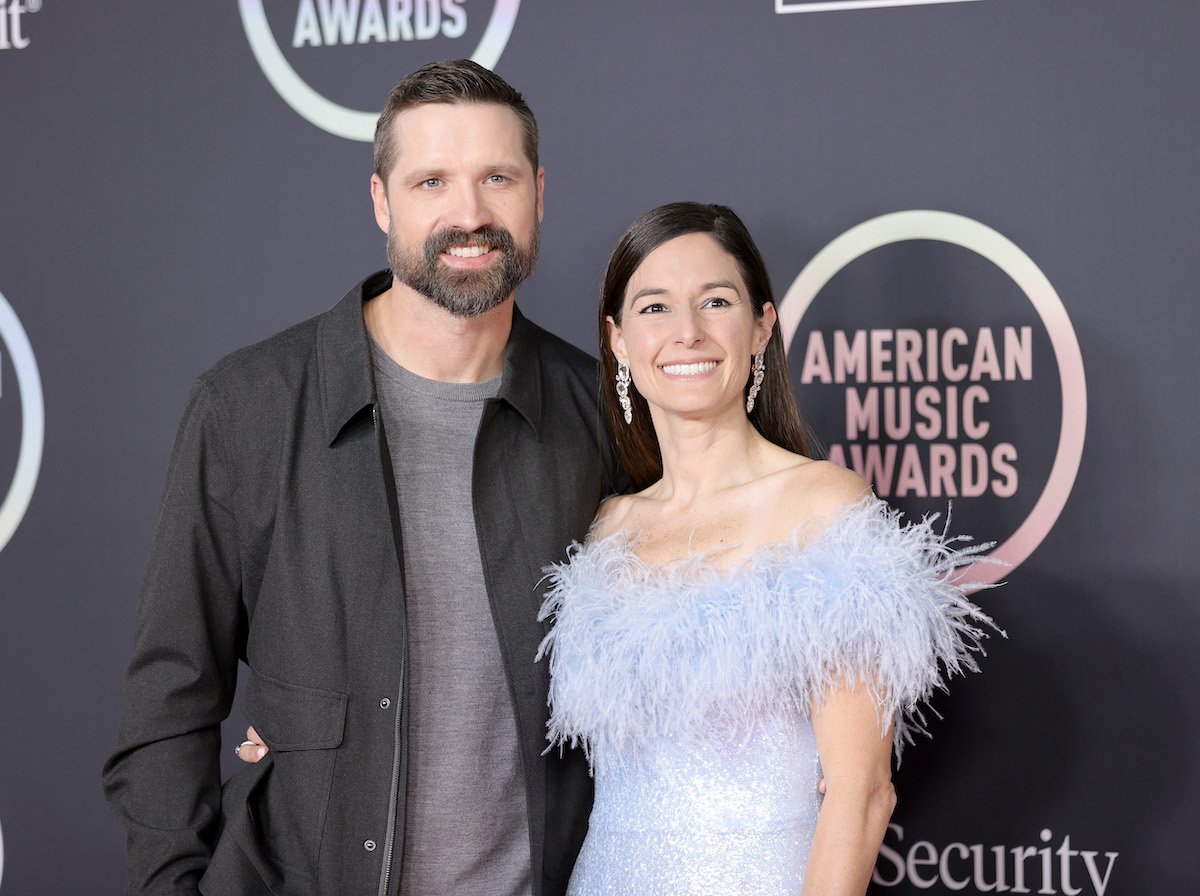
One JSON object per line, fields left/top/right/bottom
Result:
{"left": 387, "top": 221, "right": 539, "bottom": 318}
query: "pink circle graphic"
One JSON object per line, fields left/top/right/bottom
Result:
{"left": 238, "top": 0, "right": 522, "bottom": 141}
{"left": 0, "top": 289, "right": 44, "bottom": 555}
{"left": 778, "top": 210, "right": 1086, "bottom": 584}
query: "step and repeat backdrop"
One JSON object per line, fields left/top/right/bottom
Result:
{"left": 1, "top": 1, "right": 1197, "bottom": 892}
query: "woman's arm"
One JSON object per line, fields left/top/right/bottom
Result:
{"left": 803, "top": 682, "right": 896, "bottom": 896}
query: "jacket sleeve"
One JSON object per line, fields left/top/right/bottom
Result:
{"left": 102, "top": 377, "right": 245, "bottom": 895}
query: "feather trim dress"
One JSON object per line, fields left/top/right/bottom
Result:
{"left": 537, "top": 498, "right": 997, "bottom": 895}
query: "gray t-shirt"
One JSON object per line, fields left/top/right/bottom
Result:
{"left": 371, "top": 338, "right": 531, "bottom": 896}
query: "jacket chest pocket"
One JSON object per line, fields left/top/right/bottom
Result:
{"left": 237, "top": 668, "right": 349, "bottom": 886}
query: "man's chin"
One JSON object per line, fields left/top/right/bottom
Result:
{"left": 421, "top": 284, "right": 511, "bottom": 319}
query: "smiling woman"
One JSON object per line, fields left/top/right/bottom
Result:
{"left": 535, "top": 202, "right": 998, "bottom": 896}
{"left": 598, "top": 203, "right": 813, "bottom": 490}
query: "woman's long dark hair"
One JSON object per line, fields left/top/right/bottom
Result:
{"left": 600, "top": 202, "right": 815, "bottom": 490}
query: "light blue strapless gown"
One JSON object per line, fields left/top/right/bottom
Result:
{"left": 537, "top": 499, "right": 996, "bottom": 896}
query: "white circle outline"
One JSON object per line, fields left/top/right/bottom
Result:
{"left": 0, "top": 291, "right": 43, "bottom": 554}
{"left": 779, "top": 210, "right": 1087, "bottom": 584}
{"left": 238, "top": 0, "right": 522, "bottom": 141}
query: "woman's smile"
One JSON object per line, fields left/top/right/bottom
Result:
{"left": 658, "top": 359, "right": 721, "bottom": 378}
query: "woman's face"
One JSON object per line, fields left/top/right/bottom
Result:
{"left": 608, "top": 232, "right": 775, "bottom": 422}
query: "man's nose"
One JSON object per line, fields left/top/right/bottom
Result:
{"left": 444, "top": 183, "right": 493, "bottom": 232}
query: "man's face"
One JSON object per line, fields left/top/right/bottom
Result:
{"left": 370, "top": 102, "right": 544, "bottom": 318}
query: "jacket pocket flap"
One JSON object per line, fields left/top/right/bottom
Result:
{"left": 243, "top": 669, "right": 348, "bottom": 751}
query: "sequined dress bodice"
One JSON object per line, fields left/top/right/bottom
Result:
{"left": 574, "top": 718, "right": 821, "bottom": 894}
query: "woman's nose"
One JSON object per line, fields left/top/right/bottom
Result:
{"left": 673, "top": 309, "right": 704, "bottom": 347}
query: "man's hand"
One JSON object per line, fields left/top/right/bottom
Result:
{"left": 234, "top": 726, "right": 269, "bottom": 762}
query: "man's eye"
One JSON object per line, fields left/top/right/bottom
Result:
{"left": 487, "top": 174, "right": 508, "bottom": 185}
{"left": 421, "top": 178, "right": 441, "bottom": 189}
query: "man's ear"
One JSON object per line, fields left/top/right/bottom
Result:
{"left": 370, "top": 174, "right": 390, "bottom": 234}
{"left": 536, "top": 166, "right": 545, "bottom": 223}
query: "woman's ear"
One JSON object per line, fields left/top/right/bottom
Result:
{"left": 606, "top": 315, "right": 629, "bottom": 365}
{"left": 756, "top": 302, "right": 778, "bottom": 354}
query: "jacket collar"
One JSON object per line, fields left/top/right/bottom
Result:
{"left": 318, "top": 271, "right": 389, "bottom": 445}
{"left": 318, "top": 271, "right": 544, "bottom": 444}
{"left": 497, "top": 303, "right": 544, "bottom": 436}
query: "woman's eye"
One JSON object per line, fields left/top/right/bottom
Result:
{"left": 704, "top": 296, "right": 732, "bottom": 308}
{"left": 638, "top": 302, "right": 668, "bottom": 314}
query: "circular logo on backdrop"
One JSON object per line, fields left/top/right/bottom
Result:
{"left": 0, "top": 289, "right": 44, "bottom": 554}
{"left": 780, "top": 211, "right": 1086, "bottom": 584}
{"left": 239, "top": 0, "right": 522, "bottom": 141}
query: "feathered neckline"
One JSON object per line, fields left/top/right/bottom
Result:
{"left": 574, "top": 497, "right": 986, "bottom": 588}
{"left": 538, "top": 496, "right": 1000, "bottom": 770}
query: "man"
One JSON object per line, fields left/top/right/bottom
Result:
{"left": 103, "top": 60, "right": 620, "bottom": 896}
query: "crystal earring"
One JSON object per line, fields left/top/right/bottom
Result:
{"left": 616, "top": 361, "right": 633, "bottom": 425}
{"left": 746, "top": 351, "right": 765, "bottom": 414}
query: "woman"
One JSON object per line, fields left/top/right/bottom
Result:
{"left": 536, "top": 202, "right": 996, "bottom": 895}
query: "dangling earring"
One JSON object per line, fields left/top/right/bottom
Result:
{"left": 616, "top": 361, "right": 633, "bottom": 425}
{"left": 746, "top": 351, "right": 765, "bottom": 414}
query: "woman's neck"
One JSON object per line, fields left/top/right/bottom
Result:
{"left": 648, "top": 402, "right": 771, "bottom": 506}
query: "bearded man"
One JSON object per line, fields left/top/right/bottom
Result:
{"left": 102, "top": 60, "right": 619, "bottom": 896}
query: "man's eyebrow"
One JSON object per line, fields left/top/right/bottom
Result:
{"left": 407, "top": 168, "right": 448, "bottom": 181}
{"left": 402, "top": 163, "right": 526, "bottom": 181}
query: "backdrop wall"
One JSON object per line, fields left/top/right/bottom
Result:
{"left": 1, "top": 1, "right": 1197, "bottom": 892}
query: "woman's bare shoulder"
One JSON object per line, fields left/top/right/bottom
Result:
{"left": 766, "top": 460, "right": 875, "bottom": 540}
{"left": 589, "top": 493, "right": 638, "bottom": 542}
{"left": 796, "top": 460, "right": 873, "bottom": 510}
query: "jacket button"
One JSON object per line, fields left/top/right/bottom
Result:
{"left": 364, "top": 840, "right": 377, "bottom": 852}
{"left": 379, "top": 697, "right": 391, "bottom": 709}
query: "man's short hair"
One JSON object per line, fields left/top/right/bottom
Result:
{"left": 373, "top": 59, "right": 539, "bottom": 182}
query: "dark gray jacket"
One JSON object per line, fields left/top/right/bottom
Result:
{"left": 103, "top": 271, "right": 621, "bottom": 896}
